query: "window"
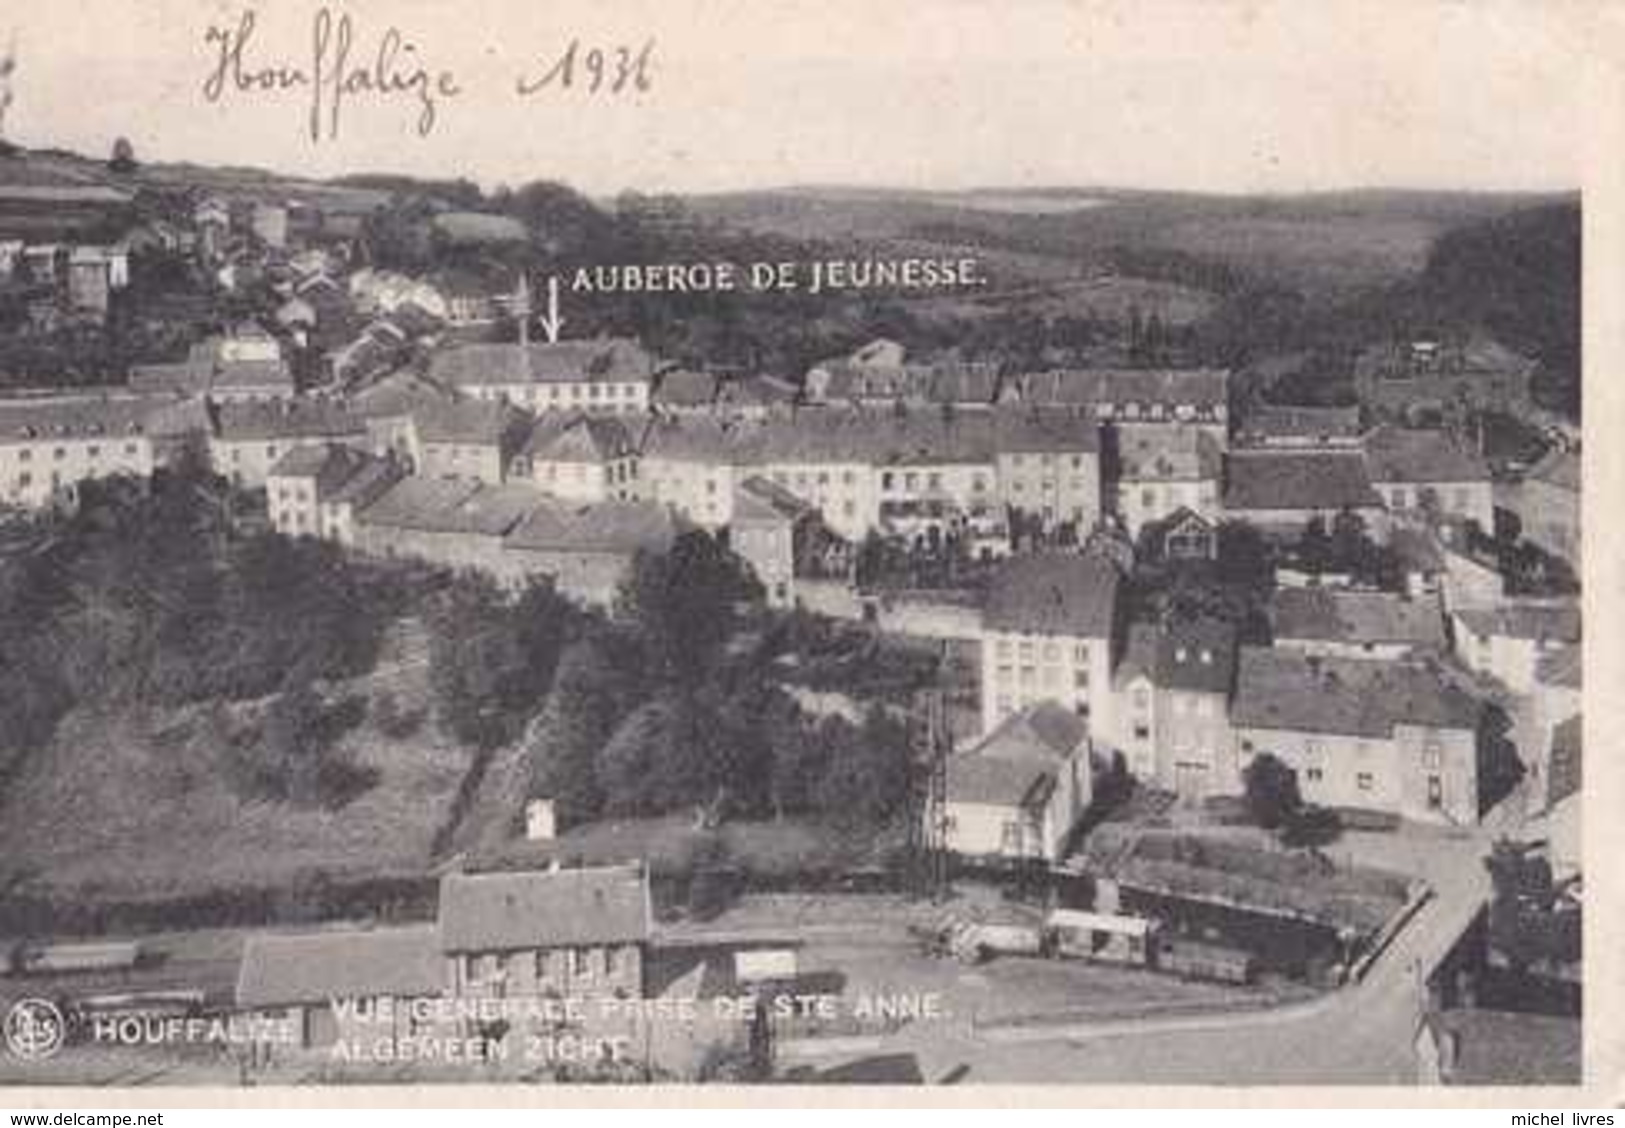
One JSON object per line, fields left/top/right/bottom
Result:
{"left": 1356, "top": 772, "right": 1374, "bottom": 791}
{"left": 87, "top": 445, "right": 99, "bottom": 459}
{"left": 53, "top": 447, "right": 64, "bottom": 460}
{"left": 1073, "top": 644, "right": 1091, "bottom": 665}
{"left": 882, "top": 472, "right": 895, "bottom": 490}
{"left": 1132, "top": 722, "right": 1150, "bottom": 741}
{"left": 1427, "top": 775, "right": 1442, "bottom": 807}
{"left": 995, "top": 640, "right": 1012, "bottom": 660}
{"left": 1017, "top": 641, "right": 1035, "bottom": 661}
{"left": 1073, "top": 670, "right": 1089, "bottom": 690}
{"left": 14, "top": 449, "right": 27, "bottom": 463}
{"left": 1305, "top": 767, "right": 1324, "bottom": 783}
{"left": 1132, "top": 687, "right": 1150, "bottom": 710}
{"left": 17, "top": 472, "right": 30, "bottom": 488}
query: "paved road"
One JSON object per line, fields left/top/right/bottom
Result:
{"left": 870, "top": 803, "right": 1522, "bottom": 1084}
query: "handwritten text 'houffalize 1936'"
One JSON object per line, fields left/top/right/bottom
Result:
{"left": 200, "top": 7, "right": 655, "bottom": 143}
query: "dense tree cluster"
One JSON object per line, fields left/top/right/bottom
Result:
{"left": 0, "top": 449, "right": 395, "bottom": 791}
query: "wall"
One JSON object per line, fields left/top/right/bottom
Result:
{"left": 0, "top": 434, "right": 153, "bottom": 510}
{"left": 980, "top": 627, "right": 1112, "bottom": 742}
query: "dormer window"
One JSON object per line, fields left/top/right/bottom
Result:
{"left": 1200, "top": 649, "right": 1213, "bottom": 664}
{"left": 1174, "top": 646, "right": 1188, "bottom": 662}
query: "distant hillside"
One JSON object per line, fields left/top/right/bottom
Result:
{"left": 688, "top": 186, "right": 1564, "bottom": 301}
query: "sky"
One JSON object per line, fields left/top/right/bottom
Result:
{"left": 0, "top": 0, "right": 1589, "bottom": 197}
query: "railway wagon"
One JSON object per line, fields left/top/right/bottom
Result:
{"left": 1156, "top": 937, "right": 1258, "bottom": 986}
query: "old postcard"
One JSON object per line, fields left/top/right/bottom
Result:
{"left": 0, "top": 0, "right": 1616, "bottom": 1106}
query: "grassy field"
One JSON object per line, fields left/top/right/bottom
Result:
{"left": 691, "top": 186, "right": 1555, "bottom": 301}
{"left": 0, "top": 685, "right": 470, "bottom": 903}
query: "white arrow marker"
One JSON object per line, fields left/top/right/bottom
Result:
{"left": 538, "top": 274, "right": 565, "bottom": 344}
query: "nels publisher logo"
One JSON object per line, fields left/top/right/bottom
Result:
{"left": 4, "top": 997, "right": 66, "bottom": 1061}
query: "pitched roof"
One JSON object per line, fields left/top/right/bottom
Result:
{"left": 437, "top": 865, "right": 651, "bottom": 952}
{"left": 1231, "top": 648, "right": 1479, "bottom": 739}
{"left": 812, "top": 361, "right": 1002, "bottom": 405}
{"left": 1223, "top": 451, "right": 1383, "bottom": 511}
{"left": 947, "top": 702, "right": 1085, "bottom": 807}
{"left": 428, "top": 338, "right": 660, "bottom": 388}
{"left": 348, "top": 369, "right": 454, "bottom": 419}
{"left": 1009, "top": 368, "right": 1229, "bottom": 409}
{"left": 503, "top": 498, "right": 679, "bottom": 556}
{"left": 1271, "top": 588, "right": 1446, "bottom": 650}
{"left": 522, "top": 413, "right": 636, "bottom": 462}
{"left": 1363, "top": 427, "right": 1489, "bottom": 483}
{"left": 212, "top": 401, "right": 364, "bottom": 442}
{"left": 1453, "top": 602, "right": 1581, "bottom": 644}
{"left": 973, "top": 700, "right": 1090, "bottom": 763}
{"left": 355, "top": 476, "right": 481, "bottom": 531}
{"left": 266, "top": 442, "right": 366, "bottom": 485}
{"left": 0, "top": 393, "right": 166, "bottom": 442}
{"left": 413, "top": 398, "right": 529, "bottom": 446}
{"left": 651, "top": 369, "right": 719, "bottom": 408}
{"left": 1239, "top": 404, "right": 1362, "bottom": 442}
{"left": 1117, "top": 425, "right": 1222, "bottom": 482}
{"left": 735, "top": 475, "right": 815, "bottom": 524}
{"left": 984, "top": 553, "right": 1119, "bottom": 638}
{"left": 1114, "top": 620, "right": 1235, "bottom": 695}
{"left": 1548, "top": 714, "right": 1581, "bottom": 807}
{"left": 236, "top": 925, "right": 443, "bottom": 1008}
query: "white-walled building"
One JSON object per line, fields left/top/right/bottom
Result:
{"left": 979, "top": 552, "right": 1121, "bottom": 743}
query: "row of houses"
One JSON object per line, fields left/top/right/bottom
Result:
{"left": 940, "top": 544, "right": 1580, "bottom": 862}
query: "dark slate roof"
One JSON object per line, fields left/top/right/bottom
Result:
{"left": 717, "top": 375, "right": 798, "bottom": 409}
{"left": 651, "top": 369, "right": 719, "bottom": 408}
{"left": 503, "top": 498, "right": 679, "bottom": 556}
{"left": 356, "top": 477, "right": 481, "bottom": 531}
{"left": 437, "top": 865, "right": 651, "bottom": 953}
{"left": 984, "top": 553, "right": 1119, "bottom": 638}
{"left": 1271, "top": 588, "right": 1446, "bottom": 650}
{"left": 212, "top": 401, "right": 365, "bottom": 442}
{"left": 1363, "top": 426, "right": 1489, "bottom": 483}
{"left": 236, "top": 925, "right": 443, "bottom": 1008}
{"left": 1114, "top": 620, "right": 1235, "bottom": 695}
{"left": 128, "top": 360, "right": 213, "bottom": 397}
{"left": 428, "top": 338, "right": 660, "bottom": 388}
{"left": 1117, "top": 426, "right": 1223, "bottom": 481}
{"left": 1223, "top": 451, "right": 1383, "bottom": 511}
{"left": 1231, "top": 647, "right": 1479, "bottom": 738}
{"left": 1548, "top": 714, "right": 1581, "bottom": 807}
{"left": 1008, "top": 368, "right": 1229, "bottom": 409}
{"left": 413, "top": 398, "right": 529, "bottom": 446}
{"left": 0, "top": 394, "right": 167, "bottom": 441}
{"left": 1453, "top": 603, "right": 1581, "bottom": 644}
{"left": 266, "top": 442, "right": 368, "bottom": 487}
{"left": 348, "top": 369, "right": 454, "bottom": 420}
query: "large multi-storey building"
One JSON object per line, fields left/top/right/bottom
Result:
{"left": 979, "top": 552, "right": 1121, "bottom": 743}
{"left": 1362, "top": 426, "right": 1494, "bottom": 531}
{"left": 0, "top": 395, "right": 157, "bottom": 511}
{"left": 429, "top": 338, "right": 661, "bottom": 416}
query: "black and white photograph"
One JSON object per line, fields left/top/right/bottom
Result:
{"left": 0, "top": 0, "right": 1598, "bottom": 1096}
